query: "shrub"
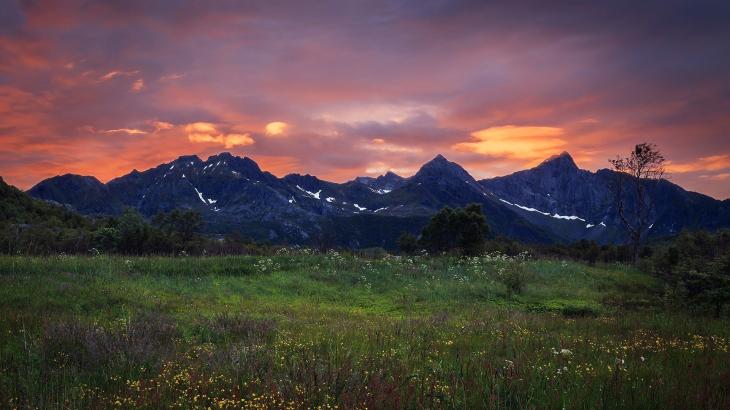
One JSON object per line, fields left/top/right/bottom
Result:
{"left": 496, "top": 262, "right": 529, "bottom": 296}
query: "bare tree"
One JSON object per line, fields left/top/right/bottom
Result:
{"left": 609, "top": 143, "right": 665, "bottom": 264}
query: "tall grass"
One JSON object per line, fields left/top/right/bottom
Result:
{"left": 0, "top": 253, "right": 727, "bottom": 408}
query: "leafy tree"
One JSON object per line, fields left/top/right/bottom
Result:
{"left": 153, "top": 209, "right": 204, "bottom": 243}
{"left": 609, "top": 143, "right": 665, "bottom": 264}
{"left": 459, "top": 204, "right": 488, "bottom": 256}
{"left": 419, "top": 204, "right": 488, "bottom": 256}
{"left": 93, "top": 227, "right": 121, "bottom": 252}
{"left": 419, "top": 207, "right": 458, "bottom": 254}
{"left": 117, "top": 208, "right": 150, "bottom": 254}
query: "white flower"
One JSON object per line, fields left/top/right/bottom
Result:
{"left": 560, "top": 349, "right": 573, "bottom": 356}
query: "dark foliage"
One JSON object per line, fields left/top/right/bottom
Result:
{"left": 396, "top": 232, "right": 419, "bottom": 255}
{"left": 648, "top": 230, "right": 730, "bottom": 317}
{"left": 417, "top": 204, "right": 488, "bottom": 256}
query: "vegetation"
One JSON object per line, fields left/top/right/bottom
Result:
{"left": 609, "top": 143, "right": 666, "bottom": 263}
{"left": 647, "top": 230, "right": 730, "bottom": 317}
{"left": 0, "top": 253, "right": 728, "bottom": 409}
{"left": 398, "top": 204, "right": 488, "bottom": 256}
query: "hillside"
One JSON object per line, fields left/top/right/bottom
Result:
{"left": 0, "top": 176, "right": 88, "bottom": 228}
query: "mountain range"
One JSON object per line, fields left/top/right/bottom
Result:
{"left": 26, "top": 152, "right": 730, "bottom": 248}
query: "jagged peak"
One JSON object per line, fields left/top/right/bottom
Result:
{"left": 418, "top": 154, "right": 460, "bottom": 171}
{"left": 382, "top": 170, "right": 403, "bottom": 179}
{"left": 173, "top": 154, "right": 202, "bottom": 163}
{"left": 537, "top": 151, "right": 578, "bottom": 171}
{"left": 204, "top": 152, "right": 262, "bottom": 174}
{"left": 206, "top": 151, "right": 235, "bottom": 161}
{"left": 414, "top": 154, "right": 478, "bottom": 185}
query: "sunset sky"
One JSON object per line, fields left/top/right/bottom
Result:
{"left": 1, "top": 0, "right": 730, "bottom": 198}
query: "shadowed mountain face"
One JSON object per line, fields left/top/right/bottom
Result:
{"left": 479, "top": 152, "right": 730, "bottom": 243}
{"left": 26, "top": 152, "right": 730, "bottom": 248}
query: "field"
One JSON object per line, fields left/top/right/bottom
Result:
{"left": 0, "top": 252, "right": 728, "bottom": 409}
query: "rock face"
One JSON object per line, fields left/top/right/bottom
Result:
{"left": 27, "top": 151, "right": 730, "bottom": 247}
{"left": 353, "top": 171, "right": 405, "bottom": 193}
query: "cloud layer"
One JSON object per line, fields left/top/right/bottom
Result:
{"left": 1, "top": 0, "right": 729, "bottom": 198}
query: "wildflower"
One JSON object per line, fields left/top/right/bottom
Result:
{"left": 560, "top": 348, "right": 573, "bottom": 356}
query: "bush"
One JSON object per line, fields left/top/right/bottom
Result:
{"left": 496, "top": 262, "right": 529, "bottom": 297}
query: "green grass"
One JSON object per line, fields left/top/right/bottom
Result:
{"left": 0, "top": 253, "right": 728, "bottom": 409}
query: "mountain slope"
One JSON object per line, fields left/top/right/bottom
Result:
{"left": 25, "top": 151, "right": 730, "bottom": 247}
{"left": 480, "top": 152, "right": 730, "bottom": 243}
{"left": 1, "top": 176, "right": 89, "bottom": 228}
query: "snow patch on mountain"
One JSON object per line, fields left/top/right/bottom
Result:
{"left": 499, "top": 198, "right": 587, "bottom": 222}
{"left": 296, "top": 185, "right": 321, "bottom": 199}
{"left": 368, "top": 187, "right": 392, "bottom": 194}
{"left": 193, "top": 187, "right": 206, "bottom": 204}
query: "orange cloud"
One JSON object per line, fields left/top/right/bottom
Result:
{"left": 185, "top": 122, "right": 255, "bottom": 148}
{"left": 453, "top": 125, "right": 567, "bottom": 163}
{"left": 666, "top": 155, "right": 730, "bottom": 173}
{"left": 699, "top": 173, "right": 730, "bottom": 181}
{"left": 265, "top": 121, "right": 288, "bottom": 137}
{"left": 151, "top": 121, "right": 174, "bottom": 132}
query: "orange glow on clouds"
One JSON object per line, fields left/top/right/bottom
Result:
{"left": 1, "top": 1, "right": 729, "bottom": 199}
{"left": 265, "top": 122, "right": 288, "bottom": 137}
{"left": 666, "top": 155, "right": 730, "bottom": 173}
{"left": 453, "top": 126, "right": 567, "bottom": 164}
{"left": 185, "top": 122, "right": 255, "bottom": 149}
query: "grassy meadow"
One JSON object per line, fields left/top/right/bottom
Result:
{"left": 0, "top": 252, "right": 728, "bottom": 409}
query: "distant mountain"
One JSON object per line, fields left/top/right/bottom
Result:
{"left": 480, "top": 152, "right": 730, "bottom": 243}
{"left": 0, "top": 176, "right": 89, "bottom": 228}
{"left": 354, "top": 171, "right": 406, "bottom": 194}
{"left": 26, "top": 151, "right": 730, "bottom": 247}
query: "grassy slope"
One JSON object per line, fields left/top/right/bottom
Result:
{"left": 0, "top": 254, "right": 728, "bottom": 409}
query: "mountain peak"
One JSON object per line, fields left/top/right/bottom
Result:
{"left": 414, "top": 154, "right": 477, "bottom": 184}
{"left": 538, "top": 151, "right": 578, "bottom": 171}
{"left": 174, "top": 154, "right": 202, "bottom": 163}
{"left": 418, "top": 154, "right": 452, "bottom": 170}
{"left": 208, "top": 152, "right": 235, "bottom": 160}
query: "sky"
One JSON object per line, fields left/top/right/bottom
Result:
{"left": 1, "top": 0, "right": 730, "bottom": 199}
